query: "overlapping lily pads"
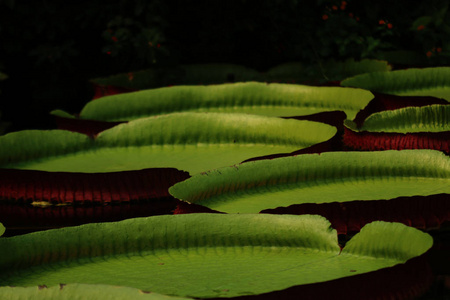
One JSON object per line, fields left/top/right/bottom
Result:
{"left": 1, "top": 112, "right": 336, "bottom": 175}
{"left": 0, "top": 214, "right": 433, "bottom": 299}
{"left": 344, "top": 104, "right": 450, "bottom": 152}
{"left": 0, "top": 112, "right": 336, "bottom": 233}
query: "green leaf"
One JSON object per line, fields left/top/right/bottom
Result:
{"left": 50, "top": 109, "right": 76, "bottom": 119}
{"left": 348, "top": 104, "right": 450, "bottom": 133}
{"left": 77, "top": 82, "right": 373, "bottom": 121}
{"left": 0, "top": 223, "right": 4, "bottom": 236}
{"left": 0, "top": 130, "right": 93, "bottom": 167}
{"left": 169, "top": 150, "right": 450, "bottom": 213}
{"left": 0, "top": 112, "right": 336, "bottom": 175}
{"left": 341, "top": 67, "right": 450, "bottom": 101}
{"left": 343, "top": 221, "right": 432, "bottom": 261}
{"left": 0, "top": 214, "right": 432, "bottom": 298}
{"left": 0, "top": 284, "right": 193, "bottom": 300}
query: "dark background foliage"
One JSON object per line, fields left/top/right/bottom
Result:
{"left": 0, "top": 0, "right": 449, "bottom": 132}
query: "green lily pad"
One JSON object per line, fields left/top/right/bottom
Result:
{"left": 341, "top": 67, "right": 450, "bottom": 101}
{"left": 68, "top": 82, "right": 373, "bottom": 122}
{"left": 0, "top": 112, "right": 336, "bottom": 175}
{"left": 169, "top": 150, "right": 450, "bottom": 213}
{"left": 0, "top": 284, "right": 193, "bottom": 300}
{"left": 0, "top": 214, "right": 432, "bottom": 299}
{"left": 346, "top": 104, "right": 450, "bottom": 133}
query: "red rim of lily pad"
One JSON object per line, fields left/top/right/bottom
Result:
{"left": 261, "top": 194, "right": 450, "bottom": 235}
{"left": 343, "top": 127, "right": 450, "bottom": 153}
{"left": 0, "top": 200, "right": 180, "bottom": 237}
{"left": 0, "top": 168, "right": 189, "bottom": 205}
{"left": 0, "top": 168, "right": 190, "bottom": 235}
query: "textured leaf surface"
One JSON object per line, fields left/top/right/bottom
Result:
{"left": 341, "top": 67, "right": 450, "bottom": 101}
{"left": 0, "top": 113, "right": 336, "bottom": 175}
{"left": 78, "top": 82, "right": 373, "bottom": 121}
{"left": 169, "top": 150, "right": 450, "bottom": 213}
{"left": 0, "top": 214, "right": 432, "bottom": 298}
{"left": 347, "top": 104, "right": 449, "bottom": 133}
{"left": 0, "top": 284, "right": 193, "bottom": 300}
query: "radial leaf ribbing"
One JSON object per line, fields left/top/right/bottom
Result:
{"left": 353, "top": 104, "right": 449, "bottom": 133}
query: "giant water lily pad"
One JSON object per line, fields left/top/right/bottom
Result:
{"left": 341, "top": 67, "right": 450, "bottom": 101}
{"left": 56, "top": 82, "right": 373, "bottom": 122}
{"left": 0, "top": 214, "right": 433, "bottom": 299}
{"left": 0, "top": 112, "right": 336, "bottom": 175}
{"left": 169, "top": 150, "right": 450, "bottom": 213}
{"left": 0, "top": 112, "right": 334, "bottom": 234}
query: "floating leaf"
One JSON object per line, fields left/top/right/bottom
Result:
{"left": 341, "top": 67, "right": 450, "bottom": 101}
{"left": 1, "top": 112, "right": 336, "bottom": 175}
{"left": 0, "top": 214, "right": 433, "bottom": 299}
{"left": 70, "top": 82, "right": 373, "bottom": 122}
{"left": 0, "top": 284, "right": 193, "bottom": 300}
{"left": 169, "top": 150, "right": 450, "bottom": 214}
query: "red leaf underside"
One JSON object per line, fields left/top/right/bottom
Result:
{"left": 0, "top": 168, "right": 190, "bottom": 204}
{"left": 0, "top": 200, "right": 178, "bottom": 237}
{"left": 261, "top": 194, "right": 450, "bottom": 235}
{"left": 343, "top": 127, "right": 450, "bottom": 153}
{"left": 174, "top": 194, "right": 449, "bottom": 235}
